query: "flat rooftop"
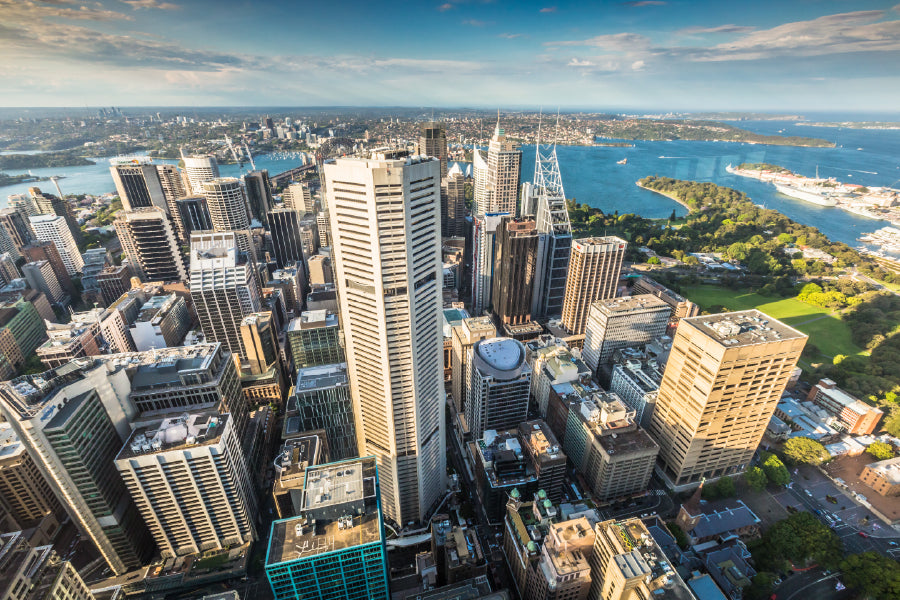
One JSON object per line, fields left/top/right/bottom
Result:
{"left": 266, "top": 457, "right": 382, "bottom": 566}
{"left": 865, "top": 456, "right": 900, "bottom": 485}
{"left": 117, "top": 410, "right": 229, "bottom": 460}
{"left": 594, "top": 294, "right": 671, "bottom": 315}
{"left": 294, "top": 363, "right": 348, "bottom": 392}
{"left": 609, "top": 519, "right": 693, "bottom": 599}
{"left": 814, "top": 381, "right": 882, "bottom": 416}
{"left": 288, "top": 310, "right": 338, "bottom": 331}
{"left": 0, "top": 424, "right": 23, "bottom": 462}
{"left": 682, "top": 310, "right": 807, "bottom": 347}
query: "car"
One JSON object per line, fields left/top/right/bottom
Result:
{"left": 826, "top": 495, "right": 838, "bottom": 504}
{"left": 786, "top": 505, "right": 798, "bottom": 514}
{"left": 804, "top": 489, "right": 813, "bottom": 497}
{"left": 888, "top": 541, "right": 898, "bottom": 547}
{"left": 858, "top": 531, "right": 869, "bottom": 538}
{"left": 813, "top": 509, "right": 822, "bottom": 515}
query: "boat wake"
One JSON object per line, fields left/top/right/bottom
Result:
{"left": 657, "top": 156, "right": 691, "bottom": 159}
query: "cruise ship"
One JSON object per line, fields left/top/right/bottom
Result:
{"left": 842, "top": 205, "right": 885, "bottom": 220}
{"left": 773, "top": 182, "right": 838, "bottom": 207}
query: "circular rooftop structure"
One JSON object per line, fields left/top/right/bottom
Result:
{"left": 473, "top": 337, "right": 526, "bottom": 380}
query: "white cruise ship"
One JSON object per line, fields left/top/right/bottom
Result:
{"left": 773, "top": 182, "right": 838, "bottom": 207}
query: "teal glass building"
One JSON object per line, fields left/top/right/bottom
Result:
{"left": 264, "top": 456, "right": 389, "bottom": 600}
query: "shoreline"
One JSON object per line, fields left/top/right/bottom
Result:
{"left": 635, "top": 181, "right": 692, "bottom": 211}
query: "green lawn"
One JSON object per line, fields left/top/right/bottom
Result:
{"left": 680, "top": 285, "right": 865, "bottom": 361}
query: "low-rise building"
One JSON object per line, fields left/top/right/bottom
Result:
{"left": 35, "top": 318, "right": 102, "bottom": 369}
{"left": 129, "top": 293, "right": 191, "bottom": 351}
{"left": 628, "top": 275, "right": 699, "bottom": 324}
{"left": 860, "top": 456, "right": 900, "bottom": 496}
{"left": 807, "top": 378, "right": 884, "bottom": 435}
{"left": 272, "top": 433, "right": 326, "bottom": 519}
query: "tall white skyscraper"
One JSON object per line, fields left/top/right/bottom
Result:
{"left": 203, "top": 178, "right": 251, "bottom": 232}
{"left": 28, "top": 215, "right": 83, "bottom": 275}
{"left": 473, "top": 122, "right": 522, "bottom": 217}
{"left": 184, "top": 154, "right": 220, "bottom": 195}
{"left": 325, "top": 153, "right": 446, "bottom": 525}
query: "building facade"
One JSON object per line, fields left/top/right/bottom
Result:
{"left": 560, "top": 237, "right": 627, "bottom": 335}
{"left": 114, "top": 207, "right": 187, "bottom": 283}
{"left": 28, "top": 215, "right": 83, "bottom": 276}
{"left": 582, "top": 295, "right": 672, "bottom": 371}
{"left": 466, "top": 337, "right": 532, "bottom": 440}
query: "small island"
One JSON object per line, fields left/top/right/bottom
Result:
{"left": 594, "top": 119, "right": 834, "bottom": 147}
{"left": 0, "top": 152, "right": 95, "bottom": 170}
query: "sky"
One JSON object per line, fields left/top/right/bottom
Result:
{"left": 1, "top": 0, "right": 899, "bottom": 112}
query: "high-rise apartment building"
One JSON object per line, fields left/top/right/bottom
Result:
{"left": 243, "top": 170, "right": 274, "bottom": 223}
{"left": 97, "top": 265, "right": 132, "bottom": 306}
{"left": 442, "top": 164, "right": 467, "bottom": 238}
{"left": 267, "top": 208, "right": 306, "bottom": 269}
{"left": 418, "top": 121, "right": 449, "bottom": 178}
{"left": 7, "top": 193, "right": 39, "bottom": 221}
{"left": 289, "top": 363, "right": 358, "bottom": 460}
{"left": 325, "top": 154, "right": 446, "bottom": 525}
{"left": 28, "top": 187, "right": 82, "bottom": 245}
{"left": 176, "top": 196, "right": 214, "bottom": 237}
{"left": 283, "top": 182, "right": 313, "bottom": 215}
{"left": 0, "top": 365, "right": 154, "bottom": 575}
{"left": 189, "top": 233, "right": 262, "bottom": 362}
{"left": 240, "top": 311, "right": 280, "bottom": 376}
{"left": 22, "top": 241, "right": 74, "bottom": 295}
{"left": 0, "top": 253, "right": 20, "bottom": 286}
{"left": 108, "top": 157, "right": 169, "bottom": 212}
{"left": 561, "top": 237, "right": 627, "bottom": 335}
{"left": 316, "top": 211, "right": 330, "bottom": 248}
{"left": 183, "top": 154, "right": 220, "bottom": 195}
{"left": 28, "top": 215, "right": 83, "bottom": 275}
{"left": 466, "top": 337, "right": 531, "bottom": 439}
{"left": 203, "top": 177, "right": 251, "bottom": 232}
{"left": 492, "top": 217, "right": 541, "bottom": 326}
{"left": 0, "top": 423, "right": 61, "bottom": 526}
{"left": 582, "top": 295, "right": 672, "bottom": 371}
{"left": 265, "top": 457, "right": 390, "bottom": 600}
{"left": 0, "top": 208, "right": 33, "bottom": 253}
{"left": 115, "top": 409, "right": 256, "bottom": 558}
{"left": 114, "top": 207, "right": 187, "bottom": 282}
{"left": 471, "top": 212, "right": 510, "bottom": 316}
{"left": 285, "top": 310, "right": 342, "bottom": 371}
{"left": 22, "top": 260, "right": 67, "bottom": 306}
{"left": 649, "top": 310, "right": 807, "bottom": 488}
{"left": 450, "top": 316, "right": 496, "bottom": 414}
{"left": 474, "top": 123, "right": 522, "bottom": 216}
{"left": 157, "top": 163, "right": 189, "bottom": 239}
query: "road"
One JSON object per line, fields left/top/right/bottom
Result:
{"left": 774, "top": 570, "right": 852, "bottom": 600}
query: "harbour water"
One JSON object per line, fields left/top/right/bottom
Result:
{"left": 1, "top": 121, "right": 898, "bottom": 248}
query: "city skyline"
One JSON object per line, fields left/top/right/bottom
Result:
{"left": 0, "top": 1, "right": 898, "bottom": 111}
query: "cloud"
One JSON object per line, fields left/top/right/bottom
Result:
{"left": 462, "top": 19, "right": 488, "bottom": 26}
{"left": 546, "top": 32, "right": 650, "bottom": 51}
{"left": 499, "top": 33, "right": 523, "bottom": 39}
{"left": 0, "top": 0, "right": 129, "bottom": 21}
{"left": 623, "top": 1, "right": 666, "bottom": 6}
{"left": 437, "top": 3, "right": 454, "bottom": 11}
{"left": 121, "top": 0, "right": 180, "bottom": 9}
{"left": 678, "top": 24, "right": 755, "bottom": 35}
{"left": 540, "top": 6, "right": 556, "bottom": 13}
{"left": 568, "top": 58, "right": 594, "bottom": 67}
{"left": 631, "top": 60, "right": 645, "bottom": 70}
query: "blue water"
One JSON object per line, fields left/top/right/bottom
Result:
{"left": 2, "top": 121, "right": 899, "bottom": 248}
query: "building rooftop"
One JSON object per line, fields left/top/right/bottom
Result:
{"left": 134, "top": 294, "right": 177, "bottom": 323}
{"left": 109, "top": 156, "right": 153, "bottom": 166}
{"left": 475, "top": 429, "right": 537, "bottom": 490}
{"left": 682, "top": 310, "right": 807, "bottom": 348}
{"left": 690, "top": 502, "right": 761, "bottom": 540}
{"left": 476, "top": 338, "right": 525, "bottom": 372}
{"left": 518, "top": 421, "right": 565, "bottom": 463}
{"left": 593, "top": 294, "right": 671, "bottom": 315}
{"left": 287, "top": 310, "right": 338, "bottom": 331}
{"left": 607, "top": 519, "right": 693, "bottom": 599}
{"left": 266, "top": 457, "right": 382, "bottom": 566}
{"left": 116, "top": 409, "right": 229, "bottom": 460}
{"left": 814, "top": 380, "right": 882, "bottom": 416}
{"left": 294, "top": 362, "right": 348, "bottom": 392}
{"left": 0, "top": 423, "right": 24, "bottom": 462}
{"left": 864, "top": 456, "right": 900, "bottom": 485}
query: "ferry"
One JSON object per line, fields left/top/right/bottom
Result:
{"left": 617, "top": 158, "right": 627, "bottom": 165}
{"left": 773, "top": 182, "right": 838, "bottom": 207}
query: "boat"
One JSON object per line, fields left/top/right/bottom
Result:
{"left": 842, "top": 205, "right": 885, "bottom": 220}
{"left": 773, "top": 182, "right": 838, "bottom": 207}
{"left": 616, "top": 158, "right": 627, "bottom": 165}
{"left": 725, "top": 163, "right": 737, "bottom": 174}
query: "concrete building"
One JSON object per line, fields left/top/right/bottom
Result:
{"left": 28, "top": 187, "right": 82, "bottom": 246}
{"left": 503, "top": 492, "right": 569, "bottom": 598}
{"left": 316, "top": 211, "right": 330, "bottom": 248}
{"left": 264, "top": 457, "right": 389, "bottom": 600}
{"left": 517, "top": 420, "right": 567, "bottom": 503}
{"left": 267, "top": 208, "right": 306, "bottom": 269}
{"left": 609, "top": 356, "right": 665, "bottom": 428}
{"left": 307, "top": 254, "right": 333, "bottom": 286}
{"left": 36, "top": 318, "right": 103, "bottom": 369}
{"left": 325, "top": 154, "right": 445, "bottom": 525}
{"left": 79, "top": 247, "right": 110, "bottom": 304}
{"left": 28, "top": 215, "right": 83, "bottom": 275}
{"left": 442, "top": 164, "right": 467, "bottom": 238}
{"left": 272, "top": 433, "right": 325, "bottom": 519}
{"left": 129, "top": 293, "right": 190, "bottom": 351}
{"left": 243, "top": 170, "right": 274, "bottom": 224}
{"left": 860, "top": 456, "right": 900, "bottom": 496}
{"left": 450, "top": 316, "right": 497, "bottom": 416}
{"left": 288, "top": 363, "right": 358, "bottom": 461}
{"left": 0, "top": 208, "right": 33, "bottom": 255}
{"left": 560, "top": 237, "right": 627, "bottom": 335}
{"left": 203, "top": 178, "right": 250, "bottom": 232}
{"left": 629, "top": 275, "right": 699, "bottom": 324}
{"left": 649, "top": 310, "right": 807, "bottom": 489}
{"left": 22, "top": 241, "right": 75, "bottom": 296}
{"left": 471, "top": 212, "right": 510, "bottom": 316}
{"left": 283, "top": 182, "right": 313, "bottom": 215}
{"left": 22, "top": 260, "right": 67, "bottom": 306}
{"left": 431, "top": 519, "right": 488, "bottom": 586}
{"left": 492, "top": 217, "right": 541, "bottom": 327}
{"left": 0, "top": 297, "right": 46, "bottom": 371}
{"left": 189, "top": 234, "right": 261, "bottom": 362}
{"left": 0, "top": 424, "right": 61, "bottom": 526}
{"left": 0, "top": 531, "right": 95, "bottom": 600}
{"left": 806, "top": 378, "right": 884, "bottom": 435}
{"left": 0, "top": 253, "right": 19, "bottom": 287}
{"left": 114, "top": 207, "right": 187, "bottom": 283}
{"left": 156, "top": 163, "right": 189, "bottom": 240}
{"left": 98, "top": 266, "right": 132, "bottom": 306}
{"left": 115, "top": 409, "right": 256, "bottom": 558}
{"left": 590, "top": 518, "right": 693, "bottom": 600}
{"left": 418, "top": 122, "right": 449, "bottom": 178}
{"left": 176, "top": 196, "right": 214, "bottom": 238}
{"left": 239, "top": 311, "right": 280, "bottom": 376}
{"left": 564, "top": 395, "right": 659, "bottom": 502}
{"left": 527, "top": 340, "right": 593, "bottom": 418}
{"left": 522, "top": 517, "right": 594, "bottom": 600}
{"left": 466, "top": 337, "right": 531, "bottom": 440}
{"left": 109, "top": 157, "right": 169, "bottom": 212}
{"left": 582, "top": 295, "right": 672, "bottom": 371}
{"left": 183, "top": 154, "right": 220, "bottom": 195}
{"left": 468, "top": 429, "right": 538, "bottom": 524}
{"left": 285, "top": 310, "right": 342, "bottom": 371}
{"left": 474, "top": 123, "right": 522, "bottom": 217}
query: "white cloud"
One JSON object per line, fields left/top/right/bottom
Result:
{"left": 540, "top": 7, "right": 556, "bottom": 13}
{"left": 678, "top": 24, "right": 755, "bottom": 35}
{"left": 121, "top": 0, "right": 180, "bottom": 9}
{"left": 546, "top": 32, "right": 650, "bottom": 51}
{"left": 499, "top": 33, "right": 523, "bottom": 39}
{"left": 568, "top": 58, "right": 594, "bottom": 67}
{"left": 437, "top": 3, "right": 454, "bottom": 12}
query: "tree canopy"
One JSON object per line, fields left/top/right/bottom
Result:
{"left": 866, "top": 441, "right": 895, "bottom": 461}
{"left": 760, "top": 451, "right": 791, "bottom": 486}
{"left": 744, "top": 466, "right": 767, "bottom": 492}
{"left": 840, "top": 552, "right": 900, "bottom": 600}
{"left": 782, "top": 437, "right": 830, "bottom": 466}
{"left": 749, "top": 512, "right": 842, "bottom": 572}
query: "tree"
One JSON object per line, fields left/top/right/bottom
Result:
{"left": 646, "top": 256, "right": 661, "bottom": 265}
{"left": 840, "top": 552, "right": 900, "bottom": 600}
{"left": 760, "top": 451, "right": 791, "bottom": 486}
{"left": 744, "top": 466, "right": 768, "bottom": 492}
{"left": 683, "top": 255, "right": 700, "bottom": 266}
{"left": 884, "top": 408, "right": 900, "bottom": 437}
{"left": 748, "top": 512, "right": 842, "bottom": 572}
{"left": 782, "top": 437, "right": 830, "bottom": 466}
{"left": 744, "top": 573, "right": 776, "bottom": 600}
{"left": 867, "top": 441, "right": 895, "bottom": 461}
{"left": 666, "top": 522, "right": 689, "bottom": 550}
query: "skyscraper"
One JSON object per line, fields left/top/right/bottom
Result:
{"left": 450, "top": 315, "right": 497, "bottom": 414}
{"left": 28, "top": 187, "right": 82, "bottom": 245}
{"left": 115, "top": 408, "right": 256, "bottom": 558}
{"left": 418, "top": 121, "right": 449, "bottom": 178}
{"left": 471, "top": 212, "right": 510, "bottom": 316}
{"left": 22, "top": 241, "right": 75, "bottom": 295}
{"left": 240, "top": 311, "right": 280, "bottom": 376}
{"left": 176, "top": 196, "right": 213, "bottom": 237}
{"left": 28, "top": 215, "right": 83, "bottom": 275}
{"left": 325, "top": 154, "right": 446, "bottom": 525}
{"left": 243, "top": 170, "right": 274, "bottom": 224}
{"left": 561, "top": 237, "right": 628, "bottom": 335}
{"left": 22, "top": 260, "right": 67, "bottom": 306}
{"left": 492, "top": 217, "right": 541, "bottom": 326}
{"left": 267, "top": 208, "right": 306, "bottom": 269}
{"left": 0, "top": 208, "right": 33, "bottom": 253}
{"left": 203, "top": 177, "right": 251, "bottom": 232}
{"left": 582, "top": 295, "right": 671, "bottom": 371}
{"left": 189, "top": 232, "right": 262, "bottom": 362}
{"left": 156, "top": 163, "right": 189, "bottom": 240}
{"left": 283, "top": 182, "right": 313, "bottom": 215}
{"left": 286, "top": 310, "right": 342, "bottom": 371}
{"left": 474, "top": 122, "right": 522, "bottom": 217}
{"left": 290, "top": 363, "right": 359, "bottom": 461}
{"left": 465, "top": 337, "right": 531, "bottom": 439}
{"left": 183, "top": 154, "right": 220, "bottom": 195}
{"left": 108, "top": 157, "right": 169, "bottom": 212}
{"left": 113, "top": 207, "right": 187, "bottom": 282}
{"left": 0, "top": 423, "right": 62, "bottom": 526}
{"left": 648, "top": 310, "right": 806, "bottom": 488}
{"left": 442, "top": 164, "right": 467, "bottom": 238}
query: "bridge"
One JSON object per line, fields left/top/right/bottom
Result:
{"left": 270, "top": 163, "right": 317, "bottom": 186}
